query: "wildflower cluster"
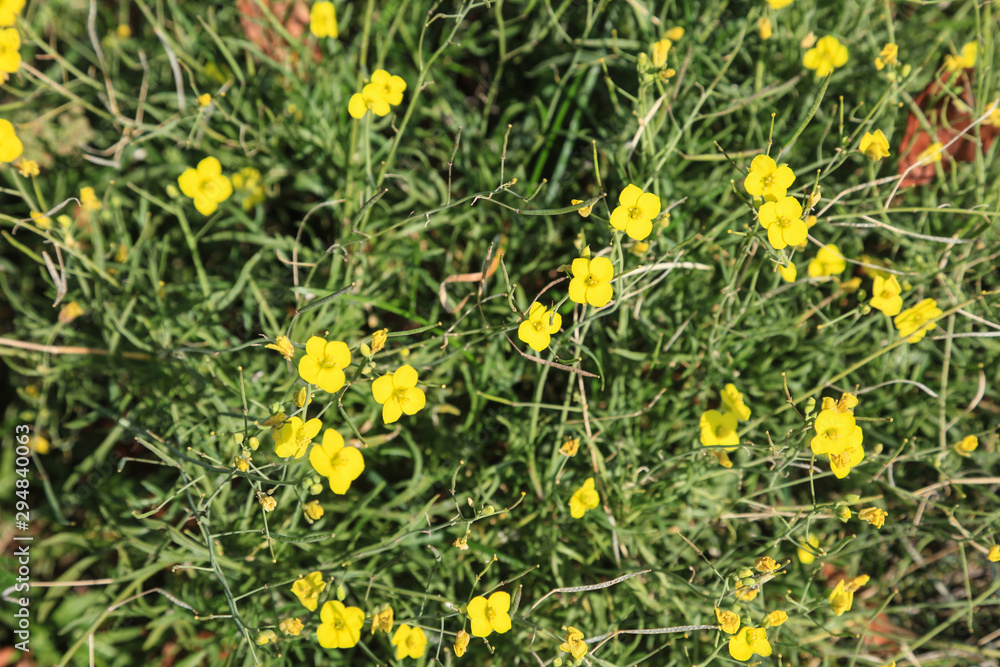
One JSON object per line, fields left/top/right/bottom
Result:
{"left": 699, "top": 384, "right": 750, "bottom": 468}
{"left": 810, "top": 392, "right": 865, "bottom": 479}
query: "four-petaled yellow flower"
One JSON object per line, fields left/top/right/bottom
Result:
{"left": 349, "top": 84, "right": 390, "bottom": 119}
{"left": 569, "top": 477, "right": 600, "bottom": 518}
{"left": 811, "top": 410, "right": 865, "bottom": 478}
{"left": 371, "top": 606, "right": 394, "bottom": 634}
{"left": 763, "top": 610, "right": 788, "bottom": 627}
{"left": 266, "top": 334, "right": 295, "bottom": 360}
{"left": 559, "top": 626, "right": 588, "bottom": 660}
{"left": 610, "top": 184, "right": 662, "bottom": 241}
{"left": 721, "top": 384, "right": 751, "bottom": 421}
{"left": 309, "top": 429, "right": 364, "bottom": 494}
{"left": 0, "top": 0, "right": 24, "bottom": 27}
{"left": 317, "top": 600, "right": 365, "bottom": 649}
{"left": 808, "top": 243, "right": 846, "bottom": 277}
{"left": 758, "top": 196, "right": 807, "bottom": 250}
{"left": 467, "top": 591, "right": 512, "bottom": 638}
{"left": 700, "top": 410, "right": 739, "bottom": 449}
{"left": 859, "top": 130, "right": 891, "bottom": 161}
{"left": 298, "top": 336, "right": 351, "bottom": 393}
{"left": 875, "top": 43, "right": 899, "bottom": 70}
{"left": 568, "top": 256, "right": 614, "bottom": 307}
{"left": 275, "top": 416, "right": 322, "bottom": 459}
{"left": 955, "top": 435, "right": 978, "bottom": 457}
{"left": 0, "top": 118, "right": 23, "bottom": 164}
{"left": 804, "top": 35, "right": 849, "bottom": 78}
{"left": 279, "top": 617, "right": 304, "bottom": 636}
{"left": 870, "top": 275, "right": 903, "bottom": 316}
{"left": 859, "top": 506, "right": 888, "bottom": 529}
{"left": 370, "top": 69, "right": 407, "bottom": 106}
{"left": 715, "top": 607, "right": 740, "bottom": 634}
{"left": 0, "top": 27, "right": 20, "bottom": 74}
{"left": 894, "top": 298, "right": 941, "bottom": 343}
{"left": 729, "top": 626, "right": 772, "bottom": 661}
{"left": 372, "top": 364, "right": 427, "bottom": 424}
{"left": 391, "top": 624, "right": 427, "bottom": 659}
{"left": 178, "top": 157, "right": 232, "bottom": 215}
{"left": 291, "top": 571, "right": 327, "bottom": 612}
{"left": 309, "top": 1, "right": 338, "bottom": 38}
{"left": 518, "top": 302, "right": 562, "bottom": 352}
{"left": 453, "top": 629, "right": 470, "bottom": 657}
{"left": 744, "top": 155, "right": 795, "bottom": 200}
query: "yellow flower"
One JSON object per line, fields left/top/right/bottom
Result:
{"left": 265, "top": 334, "right": 294, "bottom": 360}
{"left": 17, "top": 159, "right": 38, "bottom": 177}
{"left": 309, "top": 429, "right": 364, "bottom": 494}
{"left": 721, "top": 384, "right": 751, "bottom": 421}
{"left": 28, "top": 435, "right": 50, "bottom": 454}
{"left": 0, "top": 27, "right": 19, "bottom": 74}
{"left": 754, "top": 556, "right": 780, "bottom": 573}
{"left": 559, "top": 626, "right": 588, "bottom": 660}
{"left": 568, "top": 256, "right": 614, "bottom": 307}
{"left": 292, "top": 572, "right": 327, "bottom": 612}
{"left": 916, "top": 141, "right": 944, "bottom": 164}
{"left": 570, "top": 198, "right": 593, "bottom": 217}
{"left": 859, "top": 506, "right": 888, "bottom": 529}
{"left": 30, "top": 210, "right": 52, "bottom": 229}
{"left": 116, "top": 24, "right": 131, "bottom": 39}
{"left": 303, "top": 500, "right": 324, "bottom": 522}
{"left": 258, "top": 493, "right": 276, "bottom": 512}
{"left": 58, "top": 301, "right": 85, "bottom": 324}
{"left": 733, "top": 584, "right": 758, "bottom": 602}
{"left": 778, "top": 261, "right": 797, "bottom": 282}
{"left": 811, "top": 409, "right": 863, "bottom": 456}
{"left": 0, "top": 118, "right": 23, "bottom": 163}
{"left": 294, "top": 386, "right": 311, "bottom": 409}
{"left": 845, "top": 574, "right": 870, "bottom": 592}
{"left": 875, "top": 43, "right": 899, "bottom": 70}
{"left": 804, "top": 35, "right": 849, "bottom": 78}
{"left": 894, "top": 298, "right": 942, "bottom": 343}
{"left": 859, "top": 129, "right": 891, "bottom": 161}
{"left": 517, "top": 302, "right": 562, "bottom": 352}
{"left": 744, "top": 155, "right": 795, "bottom": 200}
{"left": 610, "top": 184, "right": 661, "bottom": 241}
{"left": 729, "top": 627, "right": 772, "bottom": 661}
{"left": 298, "top": 336, "right": 351, "bottom": 393}
{"left": 178, "top": 157, "right": 232, "bottom": 215}
{"left": 829, "top": 439, "right": 865, "bottom": 479}
{"left": 372, "top": 364, "right": 427, "bottom": 424}
{"left": 348, "top": 84, "right": 390, "bottom": 119}
{"left": 757, "top": 17, "right": 772, "bottom": 40}
{"left": 279, "top": 617, "right": 304, "bottom": 636}
{"left": 569, "top": 477, "right": 600, "bottom": 519}
{"left": 665, "top": 26, "right": 685, "bottom": 41}
{"left": 766, "top": 0, "right": 793, "bottom": 7}
{"left": 197, "top": 93, "right": 212, "bottom": 107}
{"left": 870, "top": 275, "right": 903, "bottom": 316}
{"left": 798, "top": 533, "right": 820, "bottom": 564}
{"left": 763, "top": 610, "right": 788, "bottom": 627}
{"left": 700, "top": 410, "right": 739, "bottom": 450}
{"left": 309, "top": 1, "right": 338, "bottom": 38}
{"left": 274, "top": 416, "right": 322, "bottom": 459}
{"left": 955, "top": 435, "right": 978, "bottom": 457}
{"left": 828, "top": 580, "right": 853, "bottom": 616}
{"left": 370, "top": 69, "right": 407, "bottom": 106}
{"left": 0, "top": 0, "right": 25, "bottom": 26}
{"left": 231, "top": 166, "right": 266, "bottom": 210}
{"left": 715, "top": 607, "right": 741, "bottom": 635}
{"left": 371, "top": 606, "right": 394, "bottom": 634}
{"left": 651, "top": 39, "right": 672, "bottom": 69}
{"left": 317, "top": 600, "right": 365, "bottom": 649}
{"left": 255, "top": 629, "right": 277, "bottom": 645}
{"left": 80, "top": 186, "right": 102, "bottom": 212}
{"left": 821, "top": 392, "right": 858, "bottom": 415}
{"left": 467, "top": 591, "right": 511, "bottom": 638}
{"left": 234, "top": 455, "right": 249, "bottom": 472}
{"left": 262, "top": 411, "right": 287, "bottom": 429}
{"left": 371, "top": 328, "right": 388, "bottom": 354}
{"left": 710, "top": 450, "right": 734, "bottom": 468}
{"left": 391, "top": 624, "right": 427, "bottom": 659}
{"left": 560, "top": 437, "right": 580, "bottom": 457}
{"left": 758, "top": 196, "right": 807, "bottom": 249}
{"left": 808, "top": 243, "right": 846, "bottom": 277}
{"left": 453, "top": 629, "right": 470, "bottom": 657}
{"left": 988, "top": 546, "right": 1000, "bottom": 562}
{"left": 945, "top": 41, "right": 977, "bottom": 72}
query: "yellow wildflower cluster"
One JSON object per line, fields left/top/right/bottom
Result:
{"left": 700, "top": 384, "right": 751, "bottom": 468}
{"left": 810, "top": 392, "right": 865, "bottom": 478}
{"left": 349, "top": 69, "right": 407, "bottom": 119}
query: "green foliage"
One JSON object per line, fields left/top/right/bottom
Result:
{"left": 2, "top": 0, "right": 1000, "bottom": 665}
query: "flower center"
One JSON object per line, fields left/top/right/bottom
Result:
{"left": 319, "top": 354, "right": 340, "bottom": 370}
{"left": 776, "top": 215, "right": 791, "bottom": 229}
{"left": 761, "top": 174, "right": 774, "bottom": 189}
{"left": 830, "top": 451, "right": 849, "bottom": 468}
{"left": 716, "top": 425, "right": 730, "bottom": 437}
{"left": 533, "top": 320, "right": 545, "bottom": 332}
{"left": 200, "top": 178, "right": 219, "bottom": 198}
{"left": 485, "top": 605, "right": 496, "bottom": 622}
{"left": 332, "top": 617, "right": 345, "bottom": 631}
{"left": 628, "top": 206, "right": 642, "bottom": 220}
{"left": 822, "top": 428, "right": 840, "bottom": 441}
{"left": 392, "top": 387, "right": 409, "bottom": 404}
{"left": 585, "top": 275, "right": 600, "bottom": 287}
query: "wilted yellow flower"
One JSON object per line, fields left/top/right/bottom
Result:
{"left": 570, "top": 198, "right": 593, "bottom": 218}
{"left": 58, "top": 301, "right": 85, "bottom": 324}
{"left": 828, "top": 580, "right": 853, "bottom": 616}
{"left": 754, "top": 556, "right": 780, "bottom": 573}
{"left": 763, "top": 610, "right": 788, "bottom": 627}
{"left": 916, "top": 141, "right": 944, "bottom": 164}
{"left": 559, "top": 626, "right": 588, "bottom": 660}
{"left": 569, "top": 477, "right": 600, "bottom": 518}
{"left": 808, "top": 244, "right": 847, "bottom": 278}
{"left": 294, "top": 386, "right": 311, "bottom": 408}
{"left": 17, "top": 159, "right": 38, "bottom": 177}
{"left": 279, "top": 617, "right": 304, "bottom": 636}
{"left": 303, "top": 500, "right": 324, "bottom": 522}
{"left": 255, "top": 629, "right": 277, "bottom": 645}
{"left": 371, "top": 606, "right": 394, "bottom": 634}
{"left": 234, "top": 455, "right": 249, "bottom": 472}
{"left": 453, "top": 629, "right": 470, "bottom": 657}
{"left": 859, "top": 130, "right": 891, "bottom": 161}
{"left": 734, "top": 584, "right": 758, "bottom": 602}
{"left": 371, "top": 328, "right": 388, "bottom": 354}
{"left": 560, "top": 437, "right": 580, "bottom": 457}
{"left": 258, "top": 493, "right": 276, "bottom": 512}
{"left": 265, "top": 334, "right": 295, "bottom": 360}
{"left": 955, "top": 435, "right": 978, "bottom": 457}
{"left": 859, "top": 506, "right": 888, "bottom": 529}
{"left": 875, "top": 43, "right": 899, "bottom": 70}
{"left": 715, "top": 607, "right": 741, "bottom": 634}
{"left": 197, "top": 93, "right": 212, "bottom": 107}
